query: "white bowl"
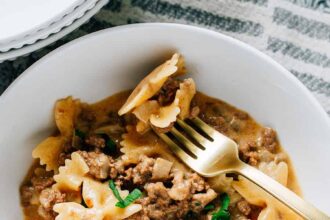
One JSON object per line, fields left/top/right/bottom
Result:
{"left": 0, "top": 23, "right": 329, "bottom": 219}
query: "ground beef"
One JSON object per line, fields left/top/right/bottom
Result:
{"left": 109, "top": 159, "right": 125, "bottom": 179}
{"left": 258, "top": 127, "right": 278, "bottom": 153}
{"left": 31, "top": 176, "right": 55, "bottom": 192}
{"left": 38, "top": 188, "right": 66, "bottom": 220}
{"left": 21, "top": 186, "right": 34, "bottom": 206}
{"left": 157, "top": 78, "right": 180, "bottom": 105}
{"left": 77, "top": 151, "right": 112, "bottom": 180}
{"left": 200, "top": 114, "right": 228, "bottom": 133}
{"left": 125, "top": 212, "right": 150, "bottom": 220}
{"left": 111, "top": 156, "right": 215, "bottom": 220}
{"left": 145, "top": 182, "right": 171, "bottom": 206}
{"left": 168, "top": 170, "right": 191, "bottom": 201}
{"left": 85, "top": 134, "right": 106, "bottom": 149}
{"left": 167, "top": 170, "right": 210, "bottom": 201}
{"left": 174, "top": 200, "right": 190, "bottom": 219}
{"left": 188, "top": 173, "right": 209, "bottom": 193}
{"left": 117, "top": 156, "right": 155, "bottom": 185}
{"left": 58, "top": 152, "right": 71, "bottom": 166}
{"left": 237, "top": 199, "right": 251, "bottom": 216}
{"left": 239, "top": 141, "right": 259, "bottom": 166}
{"left": 246, "top": 151, "right": 259, "bottom": 166}
{"left": 132, "top": 156, "right": 155, "bottom": 184}
{"left": 137, "top": 182, "right": 191, "bottom": 220}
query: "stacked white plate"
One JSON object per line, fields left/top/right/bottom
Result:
{"left": 0, "top": 0, "right": 109, "bottom": 62}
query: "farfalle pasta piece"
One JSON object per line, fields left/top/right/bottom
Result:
{"left": 118, "top": 53, "right": 185, "bottom": 115}
{"left": 259, "top": 161, "right": 288, "bottom": 186}
{"left": 119, "top": 54, "right": 195, "bottom": 130}
{"left": 136, "top": 121, "right": 151, "bottom": 134}
{"left": 32, "top": 137, "right": 65, "bottom": 171}
{"left": 133, "top": 100, "right": 160, "bottom": 124}
{"left": 176, "top": 78, "right": 196, "bottom": 119}
{"left": 232, "top": 161, "right": 301, "bottom": 220}
{"left": 55, "top": 96, "right": 80, "bottom": 138}
{"left": 120, "top": 126, "right": 188, "bottom": 172}
{"left": 149, "top": 98, "right": 180, "bottom": 128}
{"left": 53, "top": 202, "right": 100, "bottom": 220}
{"left": 32, "top": 97, "right": 80, "bottom": 171}
{"left": 83, "top": 178, "right": 142, "bottom": 219}
{"left": 133, "top": 100, "right": 160, "bottom": 133}
{"left": 54, "top": 178, "right": 141, "bottom": 220}
{"left": 53, "top": 152, "right": 89, "bottom": 191}
{"left": 149, "top": 78, "right": 196, "bottom": 128}
{"left": 257, "top": 206, "right": 278, "bottom": 220}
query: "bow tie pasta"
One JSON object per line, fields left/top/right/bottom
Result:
{"left": 53, "top": 152, "right": 89, "bottom": 191}
{"left": 54, "top": 178, "right": 141, "bottom": 220}
{"left": 32, "top": 97, "right": 80, "bottom": 171}
{"left": 118, "top": 53, "right": 185, "bottom": 116}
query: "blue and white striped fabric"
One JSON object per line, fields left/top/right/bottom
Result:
{"left": 1, "top": 0, "right": 330, "bottom": 114}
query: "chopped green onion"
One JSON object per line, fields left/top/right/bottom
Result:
{"left": 108, "top": 180, "right": 142, "bottom": 208}
{"left": 212, "top": 193, "right": 230, "bottom": 220}
{"left": 204, "top": 204, "right": 215, "bottom": 211}
{"left": 74, "top": 129, "right": 86, "bottom": 139}
{"left": 109, "top": 180, "right": 124, "bottom": 204}
{"left": 116, "top": 189, "right": 142, "bottom": 208}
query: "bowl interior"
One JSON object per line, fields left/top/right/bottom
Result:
{"left": 0, "top": 24, "right": 329, "bottom": 218}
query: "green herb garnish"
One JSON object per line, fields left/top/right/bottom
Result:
{"left": 74, "top": 129, "right": 86, "bottom": 139}
{"left": 96, "top": 133, "right": 116, "bottom": 153}
{"left": 212, "top": 193, "right": 230, "bottom": 220}
{"left": 105, "top": 137, "right": 116, "bottom": 152}
{"left": 109, "top": 180, "right": 142, "bottom": 208}
{"left": 116, "top": 189, "right": 142, "bottom": 208}
{"left": 109, "top": 180, "right": 125, "bottom": 204}
{"left": 204, "top": 204, "right": 215, "bottom": 211}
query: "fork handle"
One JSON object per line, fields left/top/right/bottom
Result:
{"left": 236, "top": 162, "right": 329, "bottom": 220}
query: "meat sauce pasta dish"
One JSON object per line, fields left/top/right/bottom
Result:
{"left": 20, "top": 53, "right": 301, "bottom": 220}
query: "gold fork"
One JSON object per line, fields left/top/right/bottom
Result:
{"left": 156, "top": 117, "right": 329, "bottom": 220}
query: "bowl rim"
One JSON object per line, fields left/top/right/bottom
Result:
{"left": 1, "top": 23, "right": 329, "bottom": 127}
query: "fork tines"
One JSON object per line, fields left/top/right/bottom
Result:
{"left": 156, "top": 118, "right": 214, "bottom": 161}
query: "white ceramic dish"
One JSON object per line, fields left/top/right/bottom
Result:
{"left": 0, "top": 0, "right": 85, "bottom": 47}
{"left": 0, "top": 0, "right": 109, "bottom": 63}
{"left": 0, "top": 23, "right": 329, "bottom": 219}
{"left": 0, "top": 0, "right": 99, "bottom": 52}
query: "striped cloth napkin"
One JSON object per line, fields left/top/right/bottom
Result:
{"left": 1, "top": 0, "right": 330, "bottom": 115}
